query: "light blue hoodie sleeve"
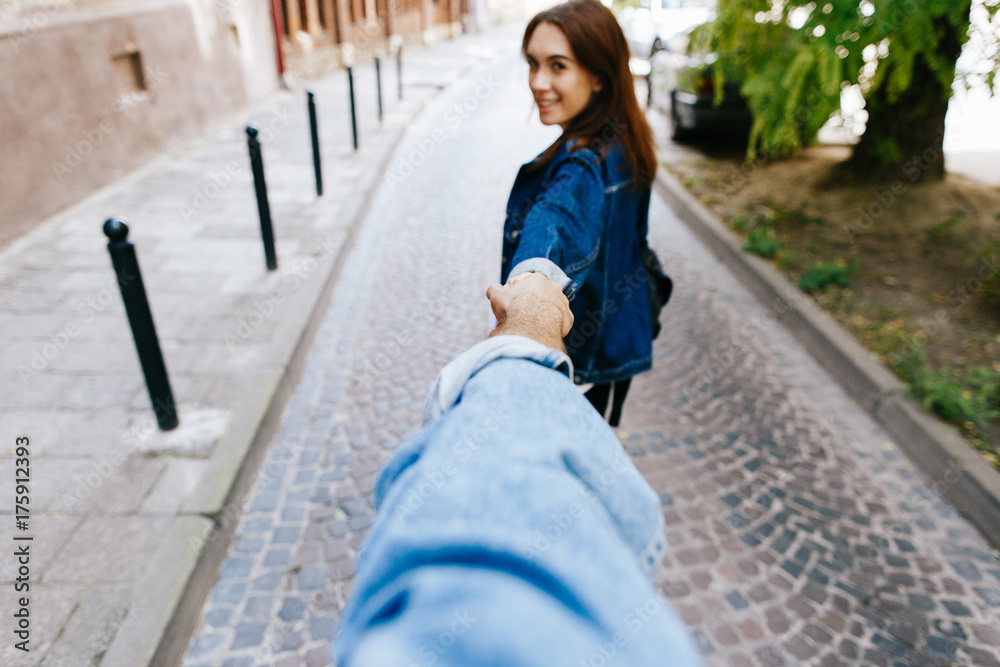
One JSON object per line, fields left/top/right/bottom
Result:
{"left": 334, "top": 337, "right": 704, "bottom": 667}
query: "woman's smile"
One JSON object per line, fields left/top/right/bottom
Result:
{"left": 536, "top": 98, "right": 560, "bottom": 113}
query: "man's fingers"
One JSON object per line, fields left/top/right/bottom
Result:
{"left": 562, "top": 306, "right": 574, "bottom": 336}
{"left": 508, "top": 272, "right": 532, "bottom": 286}
{"left": 486, "top": 282, "right": 507, "bottom": 321}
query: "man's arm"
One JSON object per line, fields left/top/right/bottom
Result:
{"left": 333, "top": 276, "right": 704, "bottom": 667}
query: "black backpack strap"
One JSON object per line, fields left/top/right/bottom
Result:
{"left": 641, "top": 242, "right": 672, "bottom": 339}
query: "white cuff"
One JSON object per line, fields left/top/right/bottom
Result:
{"left": 509, "top": 258, "right": 575, "bottom": 298}
{"left": 422, "top": 335, "right": 573, "bottom": 425}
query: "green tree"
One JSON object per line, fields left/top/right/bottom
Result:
{"left": 707, "top": 0, "right": 999, "bottom": 181}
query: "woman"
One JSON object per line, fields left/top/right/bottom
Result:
{"left": 501, "top": 0, "right": 659, "bottom": 425}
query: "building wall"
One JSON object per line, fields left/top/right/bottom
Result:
{"left": 0, "top": 0, "right": 531, "bottom": 245}
{"left": 0, "top": 0, "right": 280, "bottom": 246}
{"left": 277, "top": 0, "right": 514, "bottom": 79}
{"left": 468, "top": 0, "right": 529, "bottom": 30}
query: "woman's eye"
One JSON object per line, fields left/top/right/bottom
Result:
{"left": 553, "top": 62, "right": 566, "bottom": 71}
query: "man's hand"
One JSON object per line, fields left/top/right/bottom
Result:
{"left": 487, "top": 272, "right": 574, "bottom": 352}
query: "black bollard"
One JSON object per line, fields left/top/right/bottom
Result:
{"left": 347, "top": 65, "right": 359, "bottom": 151}
{"left": 375, "top": 54, "right": 383, "bottom": 123}
{"left": 397, "top": 44, "right": 403, "bottom": 101}
{"left": 103, "top": 218, "right": 179, "bottom": 431}
{"left": 246, "top": 125, "right": 278, "bottom": 270}
{"left": 307, "top": 91, "right": 323, "bottom": 196}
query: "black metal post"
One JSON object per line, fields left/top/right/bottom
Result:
{"left": 307, "top": 91, "right": 323, "bottom": 196}
{"left": 347, "top": 65, "right": 359, "bottom": 151}
{"left": 375, "top": 54, "right": 383, "bottom": 123}
{"left": 397, "top": 44, "right": 403, "bottom": 101}
{"left": 246, "top": 125, "right": 278, "bottom": 270}
{"left": 103, "top": 218, "right": 178, "bottom": 431}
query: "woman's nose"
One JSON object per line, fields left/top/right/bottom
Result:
{"left": 530, "top": 70, "right": 550, "bottom": 92}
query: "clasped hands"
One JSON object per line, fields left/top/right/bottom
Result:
{"left": 487, "top": 272, "right": 574, "bottom": 352}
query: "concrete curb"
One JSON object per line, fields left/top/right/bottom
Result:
{"left": 96, "top": 58, "right": 483, "bottom": 666}
{"left": 654, "top": 168, "right": 1000, "bottom": 549}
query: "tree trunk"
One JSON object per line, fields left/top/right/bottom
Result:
{"left": 847, "top": 13, "right": 968, "bottom": 183}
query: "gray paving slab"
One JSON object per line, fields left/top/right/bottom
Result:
{"left": 180, "top": 22, "right": 1000, "bottom": 667}
{"left": 0, "top": 514, "right": 81, "bottom": 581}
{"left": 140, "top": 459, "right": 212, "bottom": 515}
{"left": 25, "top": 457, "right": 165, "bottom": 514}
{"left": 0, "top": 410, "right": 131, "bottom": 459}
{"left": 0, "top": 585, "right": 81, "bottom": 664}
{"left": 42, "top": 516, "right": 173, "bottom": 584}
{"left": 37, "top": 586, "right": 132, "bottom": 667}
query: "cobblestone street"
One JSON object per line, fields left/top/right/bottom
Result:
{"left": 182, "top": 31, "right": 1000, "bottom": 667}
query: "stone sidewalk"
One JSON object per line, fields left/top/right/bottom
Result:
{"left": 180, "top": 29, "right": 1000, "bottom": 667}
{"left": 0, "top": 26, "right": 515, "bottom": 666}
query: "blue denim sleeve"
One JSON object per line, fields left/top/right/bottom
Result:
{"left": 508, "top": 151, "right": 605, "bottom": 294}
{"left": 334, "top": 338, "right": 704, "bottom": 667}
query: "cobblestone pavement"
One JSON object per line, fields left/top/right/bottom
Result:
{"left": 182, "top": 32, "right": 1000, "bottom": 667}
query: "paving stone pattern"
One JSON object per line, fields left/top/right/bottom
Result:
{"left": 183, "top": 33, "right": 1000, "bottom": 667}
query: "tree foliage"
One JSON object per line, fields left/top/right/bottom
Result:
{"left": 704, "top": 0, "right": 1000, "bottom": 165}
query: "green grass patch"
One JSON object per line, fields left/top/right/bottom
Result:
{"left": 924, "top": 216, "right": 963, "bottom": 244}
{"left": 890, "top": 338, "right": 1000, "bottom": 448}
{"left": 743, "top": 227, "right": 785, "bottom": 258}
{"left": 772, "top": 208, "right": 823, "bottom": 231}
{"left": 977, "top": 241, "right": 1000, "bottom": 306}
{"left": 731, "top": 204, "right": 777, "bottom": 233}
{"left": 731, "top": 213, "right": 759, "bottom": 233}
{"left": 798, "top": 259, "right": 857, "bottom": 293}
{"left": 777, "top": 249, "right": 800, "bottom": 270}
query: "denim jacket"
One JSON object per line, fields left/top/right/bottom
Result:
{"left": 501, "top": 140, "right": 653, "bottom": 384}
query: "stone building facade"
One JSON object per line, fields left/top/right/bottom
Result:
{"left": 0, "top": 0, "right": 282, "bottom": 246}
{"left": 275, "top": 0, "right": 529, "bottom": 79}
{"left": 276, "top": 0, "right": 465, "bottom": 78}
{"left": 0, "top": 0, "right": 526, "bottom": 246}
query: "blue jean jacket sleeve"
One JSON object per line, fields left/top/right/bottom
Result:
{"left": 508, "top": 152, "right": 605, "bottom": 295}
{"left": 334, "top": 337, "right": 704, "bottom": 667}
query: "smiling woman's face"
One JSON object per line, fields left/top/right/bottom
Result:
{"left": 525, "top": 22, "right": 601, "bottom": 129}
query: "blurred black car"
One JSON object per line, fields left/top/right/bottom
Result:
{"left": 648, "top": 24, "right": 753, "bottom": 143}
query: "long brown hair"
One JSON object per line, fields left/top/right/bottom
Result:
{"left": 522, "top": 0, "right": 656, "bottom": 187}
